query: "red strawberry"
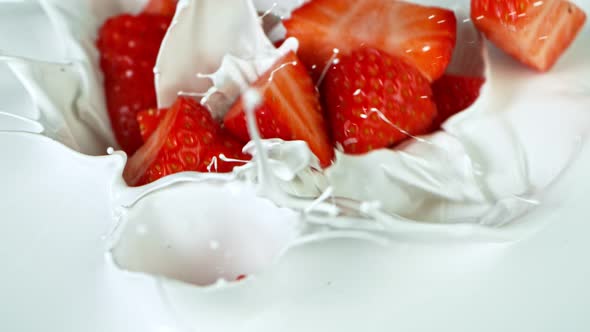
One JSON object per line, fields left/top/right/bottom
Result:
{"left": 321, "top": 47, "right": 437, "bottom": 154}
{"left": 283, "top": 0, "right": 457, "bottom": 82}
{"left": 143, "top": 0, "right": 178, "bottom": 17}
{"left": 471, "top": 0, "right": 586, "bottom": 71}
{"left": 124, "top": 97, "right": 249, "bottom": 186}
{"left": 97, "top": 13, "right": 171, "bottom": 155}
{"left": 223, "top": 51, "right": 334, "bottom": 167}
{"left": 273, "top": 39, "right": 285, "bottom": 49}
{"left": 431, "top": 75, "right": 485, "bottom": 129}
{"left": 137, "top": 107, "right": 166, "bottom": 142}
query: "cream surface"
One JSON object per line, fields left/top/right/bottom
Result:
{"left": 1, "top": 0, "right": 590, "bottom": 330}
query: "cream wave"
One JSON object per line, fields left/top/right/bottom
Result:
{"left": 1, "top": 0, "right": 589, "bottom": 293}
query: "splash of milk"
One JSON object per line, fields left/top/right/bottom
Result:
{"left": 0, "top": 56, "right": 110, "bottom": 155}
{"left": 197, "top": 38, "right": 299, "bottom": 119}
{"left": 2, "top": 0, "right": 590, "bottom": 292}
{"left": 2, "top": 1, "right": 590, "bottom": 332}
{"left": 154, "top": 0, "right": 298, "bottom": 115}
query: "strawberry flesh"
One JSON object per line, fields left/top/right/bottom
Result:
{"left": 223, "top": 52, "right": 334, "bottom": 168}
{"left": 283, "top": 0, "right": 457, "bottom": 82}
{"left": 322, "top": 47, "right": 437, "bottom": 154}
{"left": 471, "top": 0, "right": 586, "bottom": 71}
{"left": 97, "top": 13, "right": 171, "bottom": 155}
{"left": 124, "top": 97, "right": 249, "bottom": 186}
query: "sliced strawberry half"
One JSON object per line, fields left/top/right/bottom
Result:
{"left": 223, "top": 51, "right": 334, "bottom": 167}
{"left": 431, "top": 74, "right": 485, "bottom": 129}
{"left": 124, "top": 97, "right": 249, "bottom": 186}
{"left": 322, "top": 47, "right": 437, "bottom": 154}
{"left": 283, "top": 0, "right": 457, "bottom": 82}
{"left": 471, "top": 0, "right": 586, "bottom": 71}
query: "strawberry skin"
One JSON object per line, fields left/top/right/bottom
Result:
{"left": 97, "top": 13, "right": 170, "bottom": 155}
{"left": 137, "top": 107, "right": 166, "bottom": 142}
{"left": 143, "top": 0, "right": 178, "bottom": 17}
{"left": 124, "top": 97, "right": 249, "bottom": 186}
{"left": 322, "top": 47, "right": 437, "bottom": 154}
{"left": 283, "top": 0, "right": 457, "bottom": 82}
{"left": 223, "top": 51, "right": 334, "bottom": 167}
{"left": 471, "top": 0, "right": 586, "bottom": 71}
{"left": 431, "top": 75, "right": 485, "bottom": 129}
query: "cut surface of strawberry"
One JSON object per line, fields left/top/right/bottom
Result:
{"left": 471, "top": 0, "right": 586, "bottom": 71}
{"left": 137, "top": 107, "right": 166, "bottom": 142}
{"left": 223, "top": 51, "right": 334, "bottom": 167}
{"left": 431, "top": 74, "right": 485, "bottom": 129}
{"left": 143, "top": 0, "right": 178, "bottom": 17}
{"left": 124, "top": 97, "right": 249, "bottom": 186}
{"left": 97, "top": 13, "right": 171, "bottom": 155}
{"left": 283, "top": 0, "right": 457, "bottom": 82}
{"left": 322, "top": 47, "right": 437, "bottom": 154}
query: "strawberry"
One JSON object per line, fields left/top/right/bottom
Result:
{"left": 431, "top": 75, "right": 485, "bottom": 129}
{"left": 471, "top": 0, "right": 586, "bottom": 71}
{"left": 143, "top": 0, "right": 178, "bottom": 17}
{"left": 137, "top": 107, "right": 166, "bottom": 142}
{"left": 321, "top": 47, "right": 437, "bottom": 154}
{"left": 223, "top": 51, "right": 334, "bottom": 167}
{"left": 124, "top": 97, "right": 249, "bottom": 186}
{"left": 283, "top": 0, "right": 457, "bottom": 82}
{"left": 273, "top": 39, "right": 286, "bottom": 49}
{"left": 97, "top": 13, "right": 171, "bottom": 155}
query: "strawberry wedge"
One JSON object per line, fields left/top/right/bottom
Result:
{"left": 471, "top": 0, "right": 586, "bottom": 71}
{"left": 224, "top": 51, "right": 334, "bottom": 167}
{"left": 124, "top": 97, "right": 249, "bottom": 186}
{"left": 283, "top": 0, "right": 457, "bottom": 82}
{"left": 322, "top": 47, "right": 437, "bottom": 154}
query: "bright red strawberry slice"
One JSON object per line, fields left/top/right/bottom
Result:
{"left": 431, "top": 74, "right": 485, "bottom": 129}
{"left": 223, "top": 51, "right": 334, "bottom": 167}
{"left": 124, "top": 97, "right": 249, "bottom": 186}
{"left": 322, "top": 47, "right": 437, "bottom": 154}
{"left": 471, "top": 0, "right": 586, "bottom": 71}
{"left": 137, "top": 107, "right": 166, "bottom": 142}
{"left": 283, "top": 0, "right": 457, "bottom": 82}
{"left": 97, "top": 13, "right": 171, "bottom": 155}
{"left": 143, "top": 0, "right": 178, "bottom": 16}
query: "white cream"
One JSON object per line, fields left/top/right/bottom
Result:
{"left": 0, "top": 56, "right": 110, "bottom": 155}
{"left": 110, "top": 179, "right": 302, "bottom": 286}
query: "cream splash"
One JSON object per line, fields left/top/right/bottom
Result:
{"left": 1, "top": 0, "right": 589, "bottom": 298}
{"left": 1, "top": 0, "right": 590, "bottom": 331}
